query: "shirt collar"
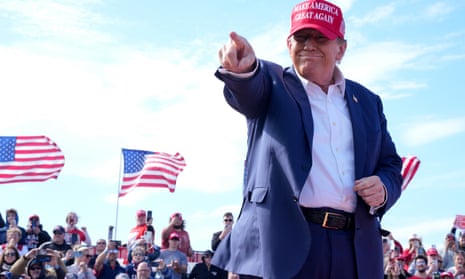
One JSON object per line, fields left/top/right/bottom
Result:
{"left": 296, "top": 66, "right": 346, "bottom": 96}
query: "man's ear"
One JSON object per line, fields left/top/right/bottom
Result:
{"left": 336, "top": 40, "right": 347, "bottom": 62}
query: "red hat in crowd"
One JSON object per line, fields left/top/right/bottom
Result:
{"left": 289, "top": 0, "right": 345, "bottom": 39}
{"left": 169, "top": 232, "right": 180, "bottom": 240}
{"left": 29, "top": 214, "right": 40, "bottom": 221}
{"left": 171, "top": 212, "right": 182, "bottom": 221}
{"left": 440, "top": 271, "right": 454, "bottom": 278}
{"left": 136, "top": 210, "right": 146, "bottom": 217}
{"left": 427, "top": 247, "right": 439, "bottom": 256}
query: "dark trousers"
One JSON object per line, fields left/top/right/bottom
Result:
{"left": 291, "top": 221, "right": 357, "bottom": 279}
{"left": 240, "top": 221, "right": 357, "bottom": 279}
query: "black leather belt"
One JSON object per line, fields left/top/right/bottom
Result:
{"left": 301, "top": 207, "right": 354, "bottom": 230}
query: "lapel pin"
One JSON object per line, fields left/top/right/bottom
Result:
{"left": 353, "top": 95, "right": 358, "bottom": 103}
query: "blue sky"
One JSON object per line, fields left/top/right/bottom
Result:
{"left": 1, "top": 0, "right": 465, "bottom": 253}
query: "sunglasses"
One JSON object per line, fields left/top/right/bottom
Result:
{"left": 133, "top": 253, "right": 145, "bottom": 257}
{"left": 30, "top": 266, "right": 42, "bottom": 271}
{"left": 97, "top": 242, "right": 106, "bottom": 245}
{"left": 224, "top": 219, "right": 233, "bottom": 222}
{"left": 5, "top": 252, "right": 16, "bottom": 257}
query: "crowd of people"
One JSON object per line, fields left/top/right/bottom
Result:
{"left": 2, "top": 208, "right": 465, "bottom": 279}
{"left": 383, "top": 229, "right": 465, "bottom": 278}
{"left": 0, "top": 208, "right": 230, "bottom": 279}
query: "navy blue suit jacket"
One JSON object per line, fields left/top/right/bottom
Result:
{"left": 211, "top": 60, "right": 403, "bottom": 279}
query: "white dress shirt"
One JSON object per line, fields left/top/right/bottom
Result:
{"left": 297, "top": 67, "right": 357, "bottom": 213}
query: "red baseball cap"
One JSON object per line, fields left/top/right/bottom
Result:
{"left": 441, "top": 271, "right": 454, "bottom": 278}
{"left": 136, "top": 210, "right": 146, "bottom": 217}
{"left": 171, "top": 212, "right": 182, "bottom": 221}
{"left": 289, "top": 0, "right": 345, "bottom": 39}
{"left": 427, "top": 247, "right": 438, "bottom": 256}
{"left": 169, "top": 232, "right": 180, "bottom": 240}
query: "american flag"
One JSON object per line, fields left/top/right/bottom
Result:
{"left": 401, "top": 155, "right": 420, "bottom": 191}
{"left": 0, "top": 136, "right": 65, "bottom": 184}
{"left": 119, "top": 148, "right": 186, "bottom": 197}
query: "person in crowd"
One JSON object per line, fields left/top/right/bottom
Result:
{"left": 458, "top": 233, "right": 465, "bottom": 251}
{"left": 426, "top": 247, "right": 443, "bottom": 278}
{"left": 212, "top": 0, "right": 403, "bottom": 278}
{"left": 403, "top": 234, "right": 425, "bottom": 272}
{"left": 161, "top": 213, "right": 192, "bottom": 257}
{"left": 0, "top": 209, "right": 26, "bottom": 245}
{"left": 135, "top": 261, "right": 153, "bottom": 279}
{"left": 442, "top": 233, "right": 457, "bottom": 270}
{"left": 40, "top": 226, "right": 73, "bottom": 256}
{"left": 395, "top": 255, "right": 412, "bottom": 278}
{"left": 211, "top": 213, "right": 234, "bottom": 252}
{"left": 9, "top": 247, "right": 66, "bottom": 279}
{"left": 454, "top": 263, "right": 465, "bottom": 278}
{"left": 88, "top": 238, "right": 106, "bottom": 269}
{"left": 125, "top": 246, "right": 147, "bottom": 278}
{"left": 65, "top": 245, "right": 95, "bottom": 279}
{"left": 410, "top": 255, "right": 432, "bottom": 279}
{"left": 0, "top": 245, "right": 20, "bottom": 272}
{"left": 446, "top": 250, "right": 465, "bottom": 275}
{"left": 0, "top": 228, "right": 28, "bottom": 256}
{"left": 159, "top": 232, "right": 187, "bottom": 279}
{"left": 384, "top": 257, "right": 408, "bottom": 279}
{"left": 25, "top": 215, "right": 52, "bottom": 251}
{"left": 440, "top": 271, "right": 454, "bottom": 278}
{"left": 188, "top": 250, "right": 227, "bottom": 279}
{"left": 128, "top": 210, "right": 149, "bottom": 250}
{"left": 94, "top": 240, "right": 125, "bottom": 279}
{"left": 127, "top": 239, "right": 160, "bottom": 266}
{"left": 64, "top": 212, "right": 91, "bottom": 247}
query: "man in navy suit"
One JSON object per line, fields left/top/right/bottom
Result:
{"left": 211, "top": 0, "right": 403, "bottom": 278}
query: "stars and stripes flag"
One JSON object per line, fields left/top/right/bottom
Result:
{"left": 401, "top": 155, "right": 420, "bottom": 191}
{"left": 0, "top": 136, "right": 65, "bottom": 184}
{"left": 119, "top": 148, "right": 186, "bottom": 197}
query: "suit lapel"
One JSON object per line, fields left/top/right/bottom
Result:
{"left": 284, "top": 67, "right": 314, "bottom": 151}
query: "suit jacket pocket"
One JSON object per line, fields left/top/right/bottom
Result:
{"left": 248, "top": 187, "right": 268, "bottom": 203}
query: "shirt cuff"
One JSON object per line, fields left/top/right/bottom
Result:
{"left": 217, "top": 60, "right": 258, "bottom": 78}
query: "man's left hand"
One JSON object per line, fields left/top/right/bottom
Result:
{"left": 354, "top": 176, "right": 386, "bottom": 207}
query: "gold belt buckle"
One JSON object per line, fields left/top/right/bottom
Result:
{"left": 322, "top": 212, "right": 344, "bottom": 229}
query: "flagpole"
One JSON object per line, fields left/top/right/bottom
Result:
{"left": 114, "top": 149, "right": 124, "bottom": 241}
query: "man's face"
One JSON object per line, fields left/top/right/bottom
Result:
{"left": 53, "top": 231, "right": 65, "bottom": 244}
{"left": 136, "top": 214, "right": 146, "bottom": 225}
{"left": 96, "top": 239, "right": 106, "bottom": 252}
{"left": 136, "top": 262, "right": 152, "bottom": 279}
{"left": 223, "top": 215, "right": 234, "bottom": 227}
{"left": 415, "top": 258, "right": 427, "bottom": 273}
{"left": 460, "top": 236, "right": 465, "bottom": 247}
{"left": 6, "top": 213, "right": 16, "bottom": 224}
{"left": 287, "top": 28, "right": 346, "bottom": 83}
{"left": 169, "top": 237, "right": 180, "bottom": 249}
{"left": 29, "top": 264, "right": 42, "bottom": 279}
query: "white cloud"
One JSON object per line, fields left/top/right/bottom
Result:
{"left": 350, "top": 4, "right": 396, "bottom": 26}
{"left": 1, "top": 0, "right": 112, "bottom": 44}
{"left": 401, "top": 117, "right": 465, "bottom": 146}
{"left": 424, "top": 2, "right": 454, "bottom": 19}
